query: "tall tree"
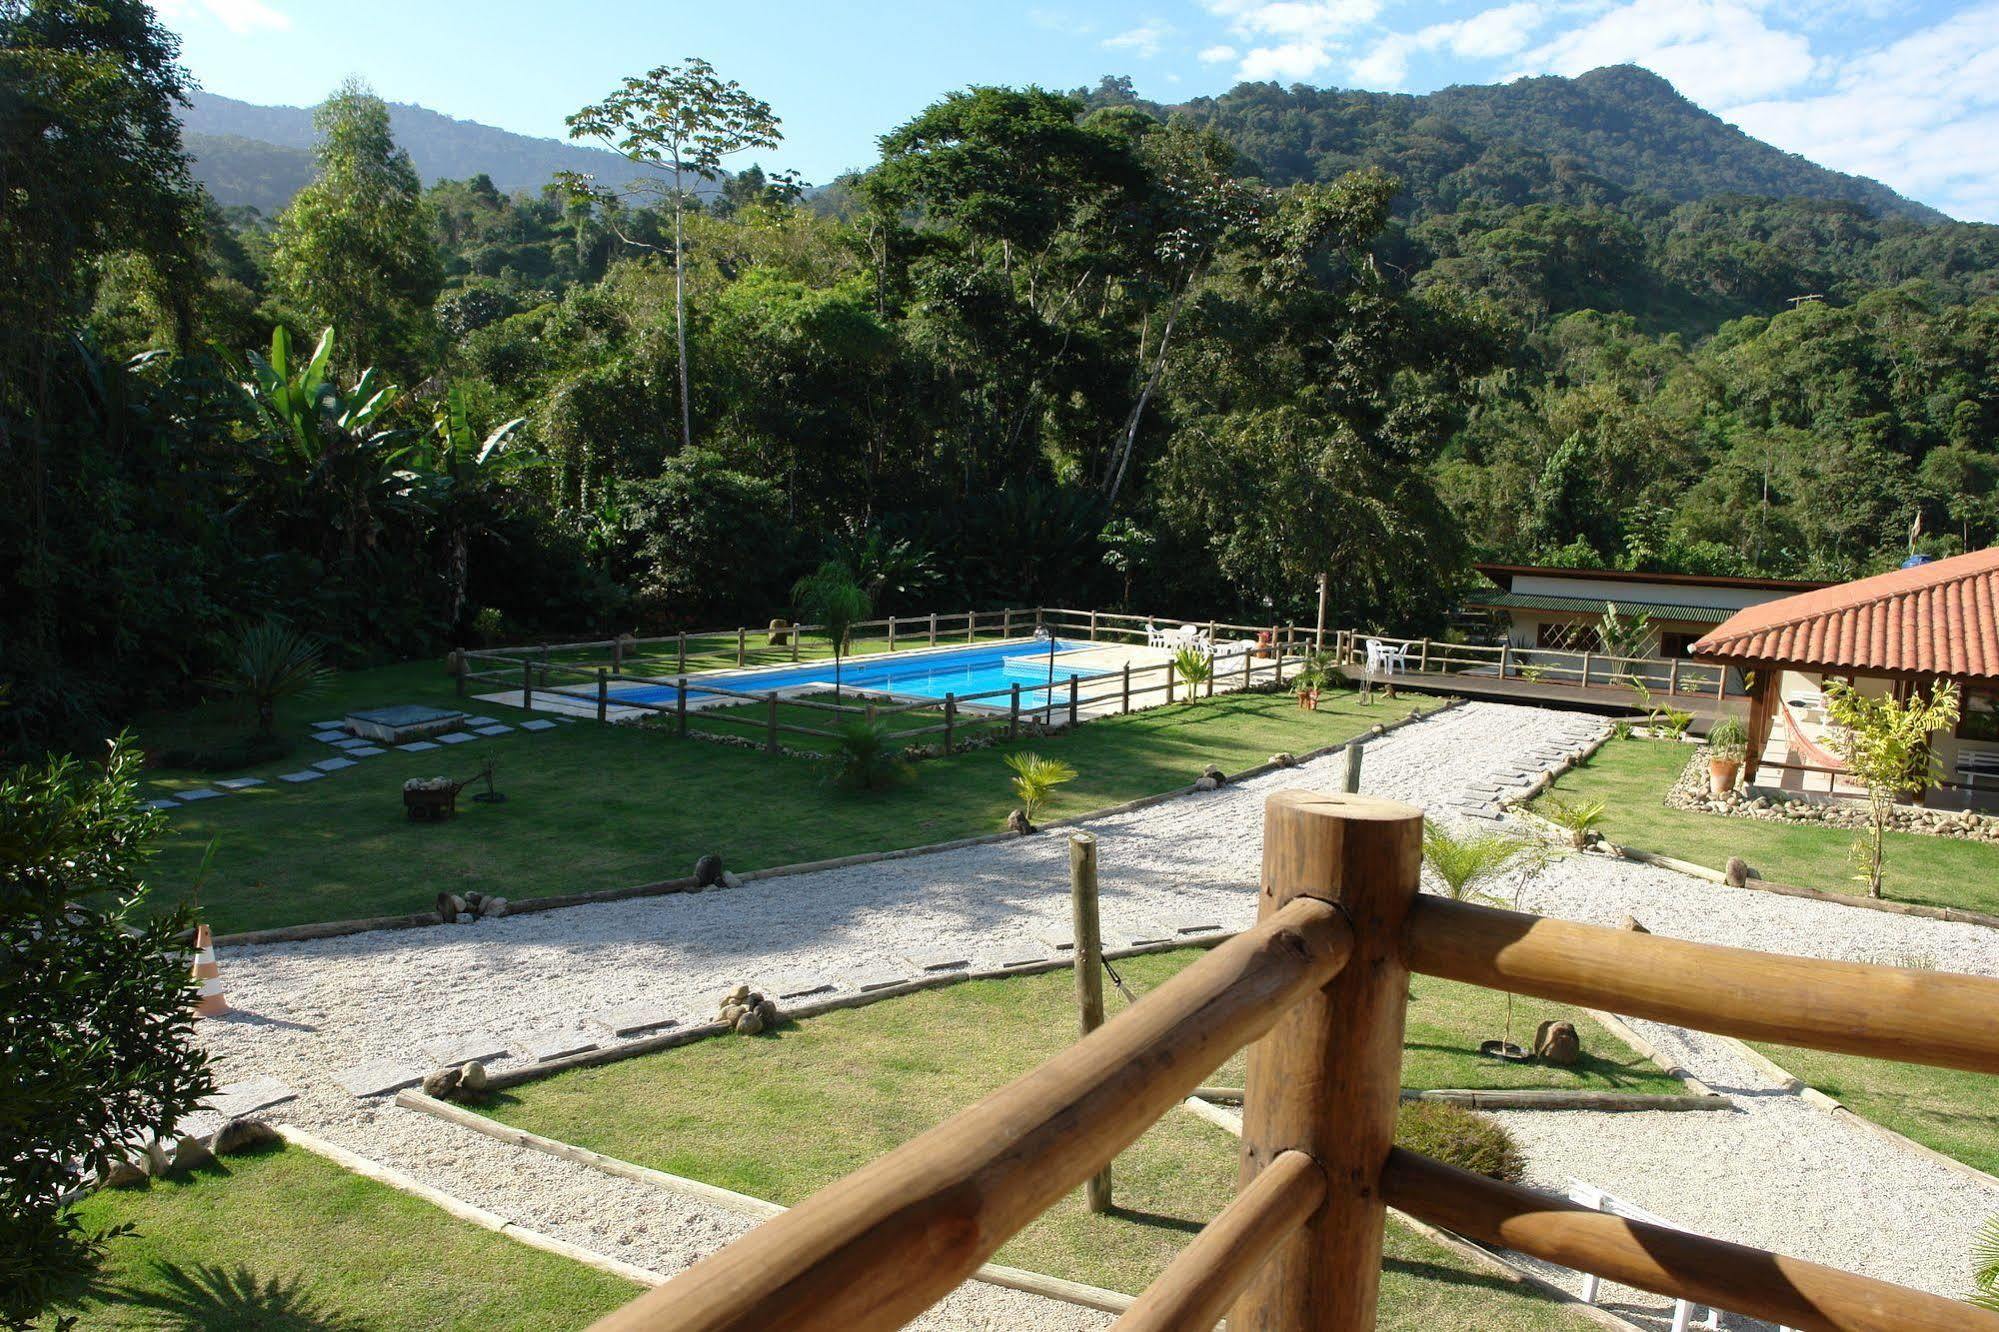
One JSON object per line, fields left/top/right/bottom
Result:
{"left": 270, "top": 81, "right": 441, "bottom": 377}
{"left": 567, "top": 58, "right": 786, "bottom": 452}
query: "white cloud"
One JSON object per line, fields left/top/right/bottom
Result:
{"left": 155, "top": 0, "right": 291, "bottom": 33}
{"left": 1239, "top": 39, "right": 1335, "bottom": 80}
{"left": 1350, "top": 34, "right": 1415, "bottom": 88}
{"left": 1198, "top": 43, "right": 1241, "bottom": 63}
{"left": 1208, "top": 0, "right": 1381, "bottom": 82}
{"left": 1420, "top": 3, "right": 1545, "bottom": 60}
{"left": 1510, "top": 0, "right": 1816, "bottom": 105}
{"left": 1104, "top": 21, "right": 1175, "bottom": 59}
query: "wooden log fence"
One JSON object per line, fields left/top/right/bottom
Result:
{"left": 586, "top": 790, "right": 1999, "bottom": 1332}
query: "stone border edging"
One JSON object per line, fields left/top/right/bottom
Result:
{"left": 1174, "top": 1096, "right": 1645, "bottom": 1332}
{"left": 1499, "top": 739, "right": 1999, "bottom": 935}
{"left": 271, "top": 1123, "right": 664, "bottom": 1288}
{"left": 393, "top": 1091, "right": 1138, "bottom": 1318}
{"left": 213, "top": 698, "right": 1465, "bottom": 949}
{"left": 480, "top": 931, "right": 1239, "bottom": 1092}
{"left": 1716, "top": 1038, "right": 1999, "bottom": 1196}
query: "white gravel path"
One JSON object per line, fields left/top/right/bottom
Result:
{"left": 195, "top": 701, "right": 1999, "bottom": 1327}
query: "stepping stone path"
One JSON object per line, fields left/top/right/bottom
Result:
{"left": 310, "top": 720, "right": 343, "bottom": 729}
{"left": 203, "top": 1075, "right": 297, "bottom": 1119}
{"left": 770, "top": 977, "right": 836, "bottom": 1000}
{"left": 217, "top": 776, "right": 265, "bottom": 790}
{"left": 436, "top": 732, "right": 479, "bottom": 745}
{"left": 846, "top": 970, "right": 911, "bottom": 993}
{"left": 590, "top": 1007, "right": 679, "bottom": 1038}
{"left": 1118, "top": 923, "right": 1175, "bottom": 946}
{"left": 421, "top": 1032, "right": 510, "bottom": 1068}
{"left": 277, "top": 770, "right": 325, "bottom": 784}
{"left": 176, "top": 788, "right": 224, "bottom": 802}
{"left": 144, "top": 798, "right": 179, "bottom": 810}
{"left": 474, "top": 725, "right": 512, "bottom": 736}
{"left": 346, "top": 745, "right": 386, "bottom": 757}
{"left": 461, "top": 716, "right": 500, "bottom": 727}
{"left": 519, "top": 1031, "right": 599, "bottom": 1063}
{"left": 903, "top": 951, "right": 969, "bottom": 973}
{"left": 397, "top": 740, "right": 441, "bottom": 752}
{"left": 518, "top": 719, "right": 558, "bottom": 732}
{"left": 312, "top": 729, "right": 348, "bottom": 743}
{"left": 994, "top": 940, "right": 1051, "bottom": 968}
{"left": 333, "top": 737, "right": 373, "bottom": 750}
{"left": 333, "top": 1059, "right": 425, "bottom": 1099}
{"left": 311, "top": 757, "right": 357, "bottom": 772}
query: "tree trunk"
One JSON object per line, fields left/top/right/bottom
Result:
{"left": 672, "top": 162, "right": 693, "bottom": 453}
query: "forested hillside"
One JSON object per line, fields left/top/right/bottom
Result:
{"left": 8, "top": 0, "right": 1999, "bottom": 755}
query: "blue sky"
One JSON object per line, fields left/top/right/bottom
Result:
{"left": 155, "top": 1, "right": 1999, "bottom": 221}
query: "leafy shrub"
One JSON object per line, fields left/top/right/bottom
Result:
{"left": 206, "top": 619, "right": 331, "bottom": 739}
{"left": 1172, "top": 645, "right": 1214, "bottom": 697}
{"left": 1394, "top": 1100, "right": 1525, "bottom": 1183}
{"left": 1004, "top": 751, "right": 1077, "bottom": 824}
{"left": 1973, "top": 1214, "right": 1999, "bottom": 1311}
{"left": 1422, "top": 823, "right": 1530, "bottom": 902}
{"left": 826, "top": 720, "right": 910, "bottom": 791}
{"left": 1705, "top": 716, "right": 1748, "bottom": 760}
{"left": 1544, "top": 795, "right": 1607, "bottom": 850}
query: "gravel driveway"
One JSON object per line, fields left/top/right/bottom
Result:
{"left": 193, "top": 701, "right": 1999, "bottom": 1327}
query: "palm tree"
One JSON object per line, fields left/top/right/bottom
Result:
{"left": 1004, "top": 752, "right": 1077, "bottom": 826}
{"left": 1974, "top": 1215, "right": 1999, "bottom": 1311}
{"left": 209, "top": 620, "right": 332, "bottom": 738}
{"left": 413, "top": 386, "right": 528, "bottom": 628}
{"left": 1421, "top": 823, "right": 1530, "bottom": 903}
{"left": 792, "top": 561, "right": 872, "bottom": 699}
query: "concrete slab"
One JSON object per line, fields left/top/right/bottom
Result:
{"left": 277, "top": 770, "right": 325, "bottom": 784}
{"left": 346, "top": 745, "right": 386, "bottom": 757}
{"left": 1119, "top": 923, "right": 1176, "bottom": 947}
{"left": 333, "top": 1059, "right": 424, "bottom": 1099}
{"left": 519, "top": 719, "right": 558, "bottom": 732}
{"left": 474, "top": 725, "right": 512, "bottom": 736}
{"left": 202, "top": 1075, "right": 297, "bottom": 1120}
{"left": 436, "top": 731, "right": 479, "bottom": 745}
{"left": 333, "top": 737, "right": 373, "bottom": 750}
{"left": 144, "top": 799, "right": 180, "bottom": 810}
{"left": 1170, "top": 919, "right": 1225, "bottom": 936}
{"left": 771, "top": 977, "right": 836, "bottom": 1000}
{"left": 847, "top": 971, "right": 911, "bottom": 993}
{"left": 216, "top": 777, "right": 265, "bottom": 790}
{"left": 420, "top": 1032, "right": 510, "bottom": 1068}
{"left": 460, "top": 716, "right": 500, "bottom": 726}
{"left": 397, "top": 741, "right": 441, "bottom": 753}
{"left": 310, "top": 720, "right": 343, "bottom": 730}
{"left": 312, "top": 730, "right": 349, "bottom": 743}
{"left": 992, "top": 940, "right": 1051, "bottom": 968}
{"left": 903, "top": 951, "right": 969, "bottom": 973}
{"left": 176, "top": 788, "right": 225, "bottom": 802}
{"left": 311, "top": 757, "right": 356, "bottom": 772}
{"left": 1036, "top": 931, "right": 1075, "bottom": 952}
{"left": 590, "top": 1007, "right": 679, "bottom": 1038}
{"left": 521, "top": 1031, "right": 600, "bottom": 1063}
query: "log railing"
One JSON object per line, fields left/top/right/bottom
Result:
{"left": 1330, "top": 628, "right": 1732, "bottom": 699}
{"left": 586, "top": 790, "right": 1999, "bottom": 1332}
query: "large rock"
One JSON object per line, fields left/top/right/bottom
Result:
{"left": 1194, "top": 776, "right": 1220, "bottom": 791}
{"left": 213, "top": 1117, "right": 281, "bottom": 1156}
{"left": 102, "top": 1158, "right": 149, "bottom": 1189}
{"left": 458, "top": 1061, "right": 490, "bottom": 1093}
{"left": 478, "top": 895, "right": 507, "bottom": 917}
{"left": 694, "top": 853, "right": 724, "bottom": 887}
{"left": 1533, "top": 1020, "right": 1582, "bottom": 1065}
{"left": 1201, "top": 764, "right": 1227, "bottom": 785}
{"left": 1006, "top": 808, "right": 1032, "bottom": 835}
{"left": 435, "top": 891, "right": 459, "bottom": 924}
{"left": 734, "top": 1009, "right": 765, "bottom": 1036}
{"left": 170, "top": 1134, "right": 216, "bottom": 1175}
{"left": 422, "top": 1067, "right": 463, "bottom": 1099}
{"left": 1724, "top": 856, "right": 1751, "bottom": 888}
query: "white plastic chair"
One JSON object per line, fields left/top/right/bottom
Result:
{"left": 1365, "top": 639, "right": 1408, "bottom": 676}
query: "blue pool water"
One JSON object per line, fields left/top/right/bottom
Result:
{"left": 609, "top": 639, "right": 1095, "bottom": 709}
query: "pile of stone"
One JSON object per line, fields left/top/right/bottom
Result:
{"left": 422, "top": 1060, "right": 490, "bottom": 1100}
{"left": 1666, "top": 747, "right": 1999, "bottom": 844}
{"left": 404, "top": 775, "right": 456, "bottom": 794}
{"left": 101, "top": 1118, "right": 280, "bottom": 1189}
{"left": 435, "top": 891, "right": 508, "bottom": 923}
{"left": 1194, "top": 764, "right": 1228, "bottom": 791}
{"left": 716, "top": 984, "right": 778, "bottom": 1035}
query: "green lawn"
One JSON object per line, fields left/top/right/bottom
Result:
{"left": 1749, "top": 1043, "right": 1999, "bottom": 1177}
{"left": 138, "top": 666, "right": 1388, "bottom": 934}
{"left": 484, "top": 948, "right": 1673, "bottom": 1316}
{"left": 47, "top": 1143, "right": 638, "bottom": 1330}
{"left": 1531, "top": 737, "right": 1999, "bottom": 916}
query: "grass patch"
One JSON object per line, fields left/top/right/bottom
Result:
{"left": 1531, "top": 736, "right": 1999, "bottom": 916}
{"left": 137, "top": 668, "right": 1387, "bottom": 934}
{"left": 1749, "top": 1043, "right": 1999, "bottom": 1177}
{"left": 483, "top": 949, "right": 1672, "bottom": 1314}
{"left": 47, "top": 1143, "right": 637, "bottom": 1330}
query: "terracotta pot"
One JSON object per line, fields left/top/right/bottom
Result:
{"left": 1709, "top": 757, "right": 1741, "bottom": 795}
{"left": 1297, "top": 688, "right": 1317, "bottom": 711}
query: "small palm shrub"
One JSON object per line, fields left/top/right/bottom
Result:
{"left": 1544, "top": 795, "right": 1608, "bottom": 850}
{"left": 209, "top": 619, "right": 332, "bottom": 738}
{"left": 1422, "top": 823, "right": 1530, "bottom": 903}
{"left": 826, "top": 720, "right": 910, "bottom": 791}
{"left": 1173, "top": 645, "right": 1213, "bottom": 698}
{"left": 1005, "top": 751, "right": 1077, "bottom": 825}
{"left": 1706, "top": 716, "right": 1749, "bottom": 761}
{"left": 1973, "top": 1214, "right": 1999, "bottom": 1311}
{"left": 1394, "top": 1101, "right": 1524, "bottom": 1183}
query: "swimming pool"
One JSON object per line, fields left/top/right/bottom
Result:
{"left": 607, "top": 638, "right": 1095, "bottom": 709}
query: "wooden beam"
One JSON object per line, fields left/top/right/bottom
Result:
{"left": 1743, "top": 666, "right": 1778, "bottom": 783}
{"left": 1382, "top": 1149, "right": 1999, "bottom": 1332}
{"left": 1404, "top": 898, "right": 1999, "bottom": 1074}
{"left": 590, "top": 894, "right": 1356, "bottom": 1332}
{"left": 1112, "top": 1149, "right": 1325, "bottom": 1332}
{"left": 1231, "top": 791, "right": 1425, "bottom": 1332}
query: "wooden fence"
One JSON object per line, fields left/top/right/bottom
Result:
{"left": 1328, "top": 628, "right": 1734, "bottom": 699}
{"left": 454, "top": 610, "right": 1309, "bottom": 755}
{"left": 587, "top": 791, "right": 1999, "bottom": 1332}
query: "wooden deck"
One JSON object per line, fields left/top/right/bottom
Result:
{"left": 1334, "top": 664, "right": 1746, "bottom": 732}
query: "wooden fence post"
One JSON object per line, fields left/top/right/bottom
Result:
{"left": 521, "top": 658, "right": 534, "bottom": 714}
{"left": 1231, "top": 790, "right": 1423, "bottom": 1332}
{"left": 887, "top": 616, "right": 897, "bottom": 651}
{"left": 967, "top": 611, "right": 977, "bottom": 644}
{"left": 930, "top": 613, "right": 939, "bottom": 647}
{"left": 766, "top": 693, "right": 779, "bottom": 755}
{"left": 677, "top": 633, "right": 687, "bottom": 675}
{"left": 792, "top": 630, "right": 801, "bottom": 663}
{"left": 676, "top": 677, "right": 688, "bottom": 738}
{"left": 1419, "top": 638, "right": 1431, "bottom": 673}
{"left": 1068, "top": 675, "right": 1079, "bottom": 729}
{"left": 1069, "top": 832, "right": 1110, "bottom": 1213}
{"left": 1716, "top": 667, "right": 1727, "bottom": 699}
{"left": 1167, "top": 663, "right": 1176, "bottom": 705}
{"left": 943, "top": 694, "right": 956, "bottom": 754}
{"left": 1089, "top": 610, "right": 1098, "bottom": 641}
{"left": 738, "top": 627, "right": 747, "bottom": 667}
{"left": 1580, "top": 651, "right": 1592, "bottom": 688}
{"left": 1121, "top": 662, "right": 1131, "bottom": 714}
{"left": 612, "top": 637, "right": 624, "bottom": 676}
{"left": 1667, "top": 656, "right": 1680, "bottom": 696}
{"left": 596, "top": 668, "right": 609, "bottom": 724}
{"left": 1035, "top": 606, "right": 1045, "bottom": 630}
{"left": 1499, "top": 643, "right": 1511, "bottom": 681}
{"left": 1002, "top": 607, "right": 1012, "bottom": 638}
{"left": 1009, "top": 684, "right": 1020, "bottom": 740}
{"left": 1343, "top": 743, "right": 1363, "bottom": 795}
{"left": 1242, "top": 646, "right": 1252, "bottom": 692}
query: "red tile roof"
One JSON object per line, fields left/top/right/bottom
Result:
{"left": 1692, "top": 547, "right": 1999, "bottom": 681}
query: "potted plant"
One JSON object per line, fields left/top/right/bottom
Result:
{"left": 1706, "top": 717, "right": 1749, "bottom": 795}
{"left": 1293, "top": 652, "right": 1333, "bottom": 710}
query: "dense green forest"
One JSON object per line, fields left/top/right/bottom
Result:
{"left": 5, "top": 0, "right": 1997, "bottom": 755}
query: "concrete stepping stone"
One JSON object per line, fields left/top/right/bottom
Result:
{"left": 552, "top": 716, "right": 578, "bottom": 724}
{"left": 903, "top": 951, "right": 969, "bottom": 973}
{"left": 520, "top": 1031, "right": 599, "bottom": 1063}
{"left": 436, "top": 731, "right": 479, "bottom": 745}
{"left": 333, "top": 1059, "right": 424, "bottom": 1099}
{"left": 992, "top": 940, "right": 1050, "bottom": 969}
{"left": 460, "top": 715, "right": 500, "bottom": 726}
{"left": 176, "top": 788, "right": 225, "bottom": 802}
{"left": 1118, "top": 923, "right": 1176, "bottom": 946}
{"left": 397, "top": 740, "right": 441, "bottom": 753}
{"left": 277, "top": 770, "right": 325, "bottom": 784}
{"left": 144, "top": 798, "right": 180, "bottom": 810}
{"left": 310, "top": 719, "right": 343, "bottom": 729}
{"left": 474, "top": 725, "right": 512, "bottom": 736}
{"left": 216, "top": 776, "right": 265, "bottom": 790}
{"left": 1036, "top": 930, "right": 1075, "bottom": 952}
{"left": 771, "top": 977, "right": 836, "bottom": 1000}
{"left": 1170, "top": 919, "right": 1225, "bottom": 936}
{"left": 203, "top": 1075, "right": 297, "bottom": 1119}
{"left": 519, "top": 719, "right": 557, "bottom": 732}
{"left": 590, "top": 1007, "right": 679, "bottom": 1037}
{"left": 312, "top": 729, "right": 349, "bottom": 743}
{"left": 346, "top": 745, "right": 386, "bottom": 757}
{"left": 333, "top": 737, "right": 373, "bottom": 750}
{"left": 311, "top": 757, "right": 357, "bottom": 772}
{"left": 420, "top": 1032, "right": 510, "bottom": 1068}
{"left": 846, "top": 970, "right": 911, "bottom": 993}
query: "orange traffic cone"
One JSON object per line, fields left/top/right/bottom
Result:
{"left": 191, "top": 924, "right": 227, "bottom": 1017}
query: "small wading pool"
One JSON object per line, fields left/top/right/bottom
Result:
{"left": 609, "top": 638, "right": 1095, "bottom": 711}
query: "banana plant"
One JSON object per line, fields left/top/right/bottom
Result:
{"left": 408, "top": 386, "right": 531, "bottom": 627}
